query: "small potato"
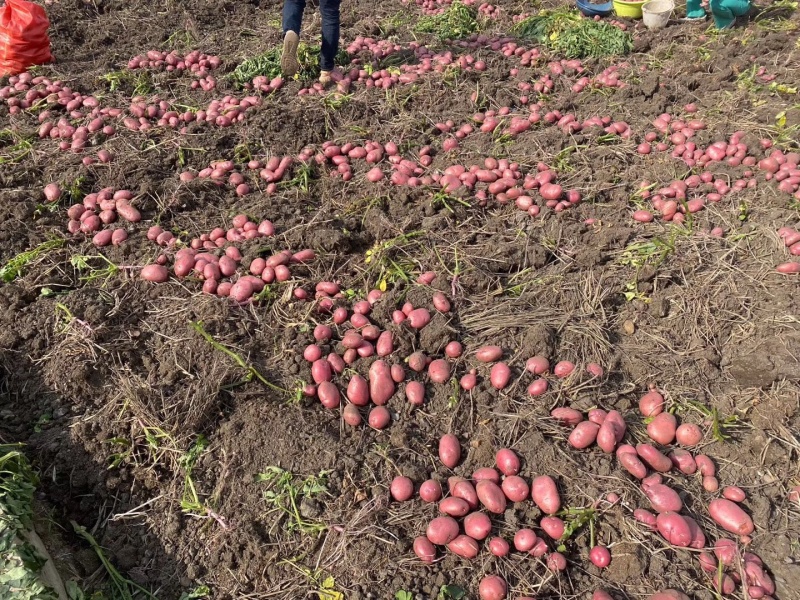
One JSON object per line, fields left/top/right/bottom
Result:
{"left": 647, "top": 412, "right": 677, "bottom": 445}
{"left": 634, "top": 508, "right": 657, "bottom": 528}
{"left": 551, "top": 407, "right": 583, "bottom": 426}
{"left": 514, "top": 528, "right": 537, "bottom": 551}
{"left": 540, "top": 516, "right": 565, "bottom": 540}
{"left": 317, "top": 381, "right": 340, "bottom": 409}
{"left": 490, "top": 362, "right": 511, "bottom": 389}
{"left": 447, "top": 534, "right": 479, "bottom": 559}
{"left": 645, "top": 483, "right": 683, "bottom": 513}
{"left": 588, "top": 409, "right": 607, "bottom": 425}
{"left": 527, "top": 379, "right": 549, "bottom": 396}
{"left": 368, "top": 406, "right": 391, "bottom": 429}
{"left": 668, "top": 449, "right": 697, "bottom": 475}
{"left": 342, "top": 403, "right": 361, "bottom": 426}
{"left": 488, "top": 537, "right": 509, "bottom": 557}
{"left": 592, "top": 591, "right": 615, "bottom": 600}
{"left": 675, "top": 423, "right": 703, "bottom": 446}
{"left": 116, "top": 201, "right": 142, "bottom": 223}
{"left": 478, "top": 575, "right": 507, "bottom": 600}
{"left": 525, "top": 355, "right": 549, "bottom": 374}
{"left": 695, "top": 454, "right": 715, "bottom": 477}
{"left": 703, "top": 476, "right": 720, "bottom": 492}
{"left": 589, "top": 546, "right": 611, "bottom": 568}
{"left": 314, "top": 324, "right": 333, "bottom": 342}
{"left": 439, "top": 497, "right": 470, "bottom": 517}
{"left": 476, "top": 480, "right": 507, "bottom": 514}
{"left": 346, "top": 375, "right": 370, "bottom": 406}
{"left": 327, "top": 353, "right": 345, "bottom": 374}
{"left": 141, "top": 264, "right": 169, "bottom": 282}
{"left": 390, "top": 476, "right": 414, "bottom": 501}
{"left": 531, "top": 475, "right": 560, "bottom": 514}
{"left": 439, "top": 434, "right": 461, "bottom": 469}
{"left": 376, "top": 331, "right": 393, "bottom": 357}
{"left": 723, "top": 486, "right": 746, "bottom": 502}
{"left": 713, "top": 539, "right": 738, "bottom": 565}
{"left": 419, "top": 479, "right": 442, "bottom": 503}
{"left": 568, "top": 421, "right": 599, "bottom": 449}
{"left": 464, "top": 512, "right": 492, "bottom": 540}
{"left": 495, "top": 448, "right": 520, "bottom": 476}
{"left": 428, "top": 359, "right": 450, "bottom": 384}
{"left": 501, "top": 476, "right": 529, "bottom": 502}
{"left": 432, "top": 292, "right": 451, "bottom": 312}
{"left": 445, "top": 341, "right": 463, "bottom": 358}
{"left": 407, "top": 351, "right": 429, "bottom": 372}
{"left": 407, "top": 308, "right": 431, "bottom": 328}
{"left": 311, "top": 359, "right": 333, "bottom": 384}
{"left": 639, "top": 390, "right": 665, "bottom": 416}
{"left": 475, "top": 345, "right": 503, "bottom": 362}
{"left": 405, "top": 381, "right": 425, "bottom": 406}
{"left": 452, "top": 480, "right": 478, "bottom": 509}
{"left": 596, "top": 410, "right": 625, "bottom": 453}
{"left": 303, "top": 345, "right": 323, "bottom": 362}
{"left": 647, "top": 591, "right": 690, "bottom": 600}
{"left": 460, "top": 372, "right": 478, "bottom": 390}
{"left": 472, "top": 468, "right": 500, "bottom": 483}
{"left": 636, "top": 443, "right": 673, "bottom": 472}
{"left": 656, "top": 512, "right": 692, "bottom": 547}
{"left": 698, "top": 552, "right": 717, "bottom": 573}
{"left": 708, "top": 498, "right": 754, "bottom": 535}
{"left": 390, "top": 364, "right": 405, "bottom": 383}
{"left": 547, "top": 552, "right": 567, "bottom": 571}
{"left": 413, "top": 536, "right": 437, "bottom": 563}
{"left": 684, "top": 515, "right": 706, "bottom": 549}
{"left": 342, "top": 331, "right": 363, "bottom": 349}
{"left": 553, "top": 360, "right": 575, "bottom": 378}
{"left": 369, "top": 360, "right": 395, "bottom": 405}
{"left": 426, "top": 516, "right": 460, "bottom": 545}
{"left": 617, "top": 449, "right": 647, "bottom": 479}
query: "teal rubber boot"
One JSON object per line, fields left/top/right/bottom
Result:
{"left": 686, "top": 0, "right": 707, "bottom": 19}
{"left": 709, "top": 0, "right": 751, "bottom": 27}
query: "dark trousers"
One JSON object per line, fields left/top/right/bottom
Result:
{"left": 282, "top": 0, "right": 341, "bottom": 71}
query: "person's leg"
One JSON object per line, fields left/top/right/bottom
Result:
{"left": 281, "top": 0, "right": 306, "bottom": 76}
{"left": 318, "top": 0, "right": 341, "bottom": 79}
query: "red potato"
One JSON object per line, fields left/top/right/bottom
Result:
{"left": 642, "top": 473, "right": 663, "bottom": 488}
{"left": 683, "top": 515, "right": 706, "bottom": 549}
{"left": 647, "top": 591, "right": 690, "bottom": 600}
{"left": 547, "top": 552, "right": 568, "bottom": 572}
{"left": 551, "top": 407, "right": 583, "bottom": 426}
{"left": 317, "top": 382, "right": 340, "bottom": 409}
{"left": 634, "top": 508, "right": 657, "bottom": 528}
{"left": 405, "top": 381, "right": 425, "bottom": 406}
{"left": 531, "top": 475, "right": 560, "bottom": 514}
{"left": 447, "top": 535, "right": 479, "bottom": 559}
{"left": 501, "top": 476, "right": 530, "bottom": 502}
{"left": 116, "top": 201, "right": 142, "bottom": 223}
{"left": 428, "top": 359, "right": 450, "bottom": 384}
{"left": 342, "top": 331, "right": 363, "bottom": 349}
{"left": 597, "top": 410, "right": 626, "bottom": 453}
{"left": 407, "top": 352, "right": 428, "bottom": 372}
{"left": 656, "top": 512, "right": 692, "bottom": 547}
{"left": 342, "top": 403, "right": 361, "bottom": 426}
{"left": 472, "top": 468, "right": 501, "bottom": 483}
{"left": 514, "top": 528, "right": 537, "bottom": 551}
{"left": 390, "top": 476, "right": 414, "bottom": 501}
{"left": 439, "top": 497, "right": 471, "bottom": 517}
{"left": 478, "top": 575, "right": 507, "bottom": 600}
{"left": 553, "top": 360, "right": 575, "bottom": 378}
{"left": 617, "top": 447, "right": 648, "bottom": 479}
{"left": 527, "top": 379, "right": 549, "bottom": 396}
{"left": 426, "top": 516, "right": 460, "bottom": 545}
{"left": 588, "top": 409, "right": 607, "bottom": 425}
{"left": 586, "top": 362, "right": 604, "bottom": 377}
{"left": 476, "top": 480, "right": 507, "bottom": 514}
{"left": 526, "top": 355, "right": 550, "bottom": 374}
{"left": 346, "top": 375, "right": 370, "bottom": 406}
{"left": 714, "top": 538, "right": 738, "bottom": 564}
{"left": 647, "top": 412, "right": 677, "bottom": 445}
{"left": 432, "top": 292, "right": 451, "bottom": 312}
{"left": 695, "top": 454, "right": 715, "bottom": 477}
{"left": 368, "top": 406, "right": 391, "bottom": 429}
{"left": 675, "top": 423, "right": 703, "bottom": 446}
{"left": 43, "top": 183, "right": 62, "bottom": 202}
{"left": 709, "top": 498, "right": 754, "bottom": 535}
{"left": 413, "top": 536, "right": 437, "bottom": 563}
{"left": 490, "top": 362, "right": 511, "bottom": 389}
{"left": 589, "top": 546, "right": 611, "bottom": 568}
{"left": 407, "top": 308, "right": 431, "bottom": 328}
{"left": 369, "top": 360, "right": 395, "bottom": 405}
{"left": 444, "top": 341, "right": 463, "bottom": 358}
{"left": 390, "top": 364, "right": 405, "bottom": 383}
{"left": 636, "top": 444, "right": 673, "bottom": 472}
{"left": 476, "top": 345, "right": 503, "bottom": 362}
{"left": 723, "top": 486, "right": 746, "bottom": 502}
{"left": 569, "top": 421, "right": 599, "bottom": 449}
{"left": 639, "top": 390, "right": 665, "bottom": 416}
{"left": 592, "top": 591, "right": 615, "bottom": 600}
{"left": 703, "top": 476, "right": 720, "bottom": 492}
{"left": 439, "top": 434, "right": 461, "bottom": 469}
{"left": 463, "top": 512, "right": 492, "bottom": 540}
{"left": 419, "top": 479, "right": 442, "bottom": 503}
{"left": 698, "top": 552, "right": 717, "bottom": 573}
{"left": 376, "top": 331, "right": 394, "bottom": 356}
{"left": 488, "top": 537, "right": 510, "bottom": 557}
{"left": 668, "top": 449, "right": 697, "bottom": 475}
{"left": 540, "top": 516, "right": 565, "bottom": 539}
{"left": 303, "top": 345, "right": 323, "bottom": 362}
{"left": 645, "top": 483, "right": 683, "bottom": 513}
{"left": 452, "top": 480, "right": 478, "bottom": 509}
{"left": 496, "top": 448, "right": 520, "bottom": 476}
{"left": 141, "top": 264, "right": 169, "bottom": 282}
{"left": 327, "top": 353, "right": 345, "bottom": 374}
{"left": 311, "top": 359, "right": 333, "bottom": 384}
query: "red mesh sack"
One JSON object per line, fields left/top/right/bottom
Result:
{"left": 0, "top": 0, "right": 53, "bottom": 77}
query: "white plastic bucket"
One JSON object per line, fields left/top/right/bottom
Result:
{"left": 642, "top": 0, "right": 674, "bottom": 29}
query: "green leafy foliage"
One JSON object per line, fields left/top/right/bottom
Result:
{"left": 514, "top": 9, "right": 633, "bottom": 59}
{"left": 0, "top": 239, "right": 65, "bottom": 283}
{"left": 415, "top": 2, "right": 479, "bottom": 41}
